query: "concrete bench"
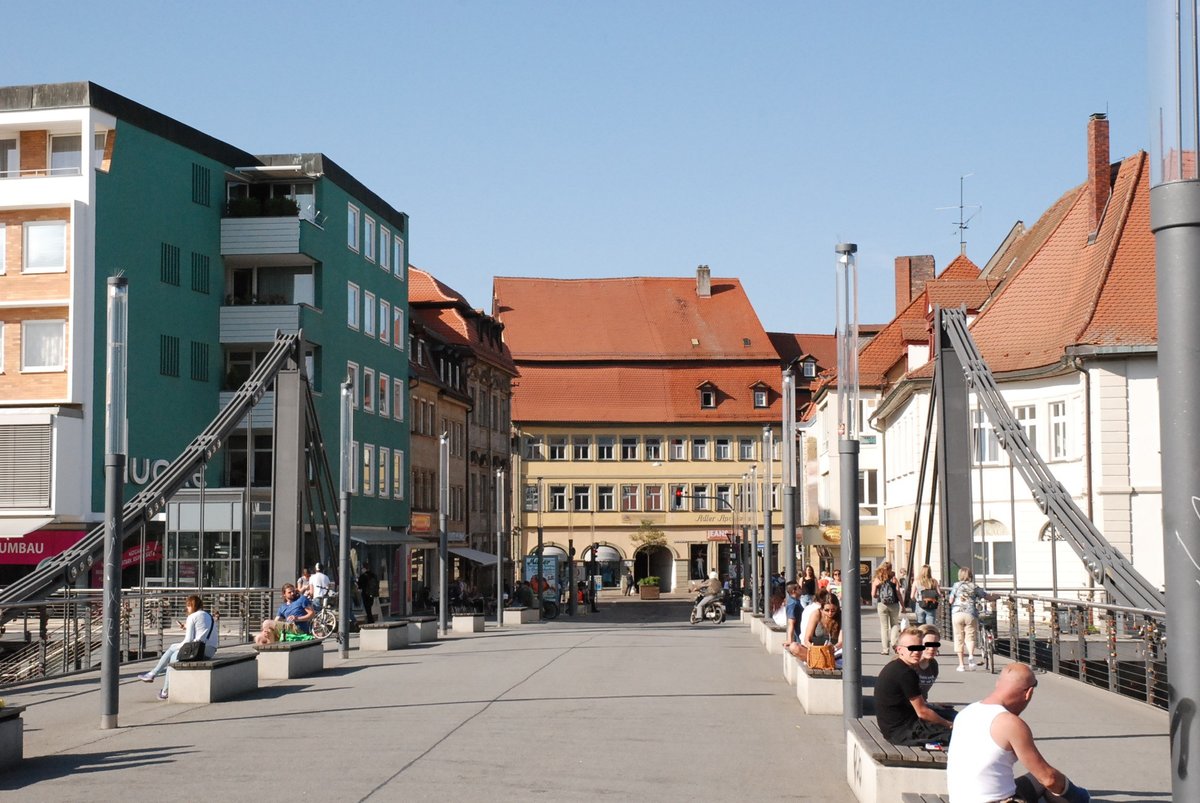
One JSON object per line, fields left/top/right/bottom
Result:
{"left": 762, "top": 621, "right": 788, "bottom": 655}
{"left": 503, "top": 606, "right": 539, "bottom": 625}
{"left": 846, "top": 718, "right": 947, "bottom": 803}
{"left": 0, "top": 705, "right": 25, "bottom": 771}
{"left": 452, "top": 613, "right": 485, "bottom": 633}
{"left": 167, "top": 652, "right": 258, "bottom": 704}
{"left": 796, "top": 662, "right": 842, "bottom": 715}
{"left": 360, "top": 620, "right": 410, "bottom": 651}
{"left": 407, "top": 616, "right": 438, "bottom": 643}
{"left": 783, "top": 651, "right": 799, "bottom": 685}
{"left": 741, "top": 610, "right": 756, "bottom": 625}
{"left": 749, "top": 614, "right": 764, "bottom": 637}
{"left": 254, "top": 638, "right": 324, "bottom": 680}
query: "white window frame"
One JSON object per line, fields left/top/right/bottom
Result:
{"left": 1050, "top": 400, "right": 1070, "bottom": 460}
{"left": 0, "top": 322, "right": 5, "bottom": 372}
{"left": 379, "top": 299, "right": 390, "bottom": 344}
{"left": 393, "top": 378, "right": 405, "bottom": 421}
{"left": 548, "top": 436, "right": 568, "bottom": 461}
{"left": 347, "top": 283, "right": 360, "bottom": 330}
{"left": 393, "top": 450, "right": 405, "bottom": 499}
{"left": 691, "top": 484, "right": 710, "bottom": 511}
{"left": 597, "top": 436, "right": 616, "bottom": 461}
{"left": 363, "top": 291, "right": 376, "bottom": 337}
{"left": 347, "top": 362, "right": 359, "bottom": 410}
{"left": 670, "top": 483, "right": 687, "bottom": 511}
{"left": 549, "top": 485, "right": 567, "bottom": 512}
{"left": 347, "top": 205, "right": 360, "bottom": 251}
{"left": 691, "top": 437, "right": 708, "bottom": 461}
{"left": 21, "top": 319, "right": 66, "bottom": 371}
{"left": 972, "top": 408, "right": 1000, "bottom": 464}
{"left": 669, "top": 437, "right": 686, "bottom": 461}
{"left": 753, "top": 389, "right": 768, "bottom": 408}
{"left": 363, "top": 367, "right": 375, "bottom": 413}
{"left": 645, "top": 437, "right": 662, "bottom": 461}
{"left": 645, "top": 484, "right": 664, "bottom": 512}
{"left": 739, "top": 437, "right": 755, "bottom": 461}
{"left": 23, "top": 220, "right": 67, "bottom": 274}
{"left": 572, "top": 485, "right": 591, "bottom": 511}
{"left": 620, "top": 436, "right": 639, "bottom": 460}
{"left": 393, "top": 307, "right": 404, "bottom": 349}
{"left": 379, "top": 372, "right": 390, "bottom": 418}
{"left": 378, "top": 446, "right": 390, "bottom": 498}
{"left": 380, "top": 228, "right": 391, "bottom": 270}
{"left": 524, "top": 436, "right": 545, "bottom": 460}
{"left": 1013, "top": 404, "right": 1037, "bottom": 452}
{"left": 621, "top": 484, "right": 639, "bottom": 512}
{"left": 49, "top": 133, "right": 81, "bottom": 175}
{"left": 572, "top": 436, "right": 591, "bottom": 461}
{"left": 362, "top": 443, "right": 375, "bottom": 496}
{"left": 715, "top": 437, "right": 731, "bottom": 460}
{"left": 700, "top": 388, "right": 716, "bottom": 408}
{"left": 597, "top": 485, "right": 615, "bottom": 512}
{"left": 393, "top": 237, "right": 405, "bottom": 279}
{"left": 0, "top": 223, "right": 6, "bottom": 274}
{"left": 364, "top": 216, "right": 376, "bottom": 262}
{"left": 858, "top": 468, "right": 879, "bottom": 518}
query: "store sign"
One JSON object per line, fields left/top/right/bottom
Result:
{"left": 524, "top": 555, "right": 559, "bottom": 581}
{"left": 0, "top": 530, "right": 86, "bottom": 565}
{"left": 707, "top": 530, "right": 732, "bottom": 542}
{"left": 411, "top": 513, "right": 432, "bottom": 534}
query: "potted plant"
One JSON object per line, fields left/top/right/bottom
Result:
{"left": 638, "top": 576, "right": 661, "bottom": 600}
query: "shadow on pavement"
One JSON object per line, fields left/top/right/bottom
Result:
{"left": 0, "top": 745, "right": 196, "bottom": 790}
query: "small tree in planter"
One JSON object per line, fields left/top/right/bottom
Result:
{"left": 630, "top": 519, "right": 666, "bottom": 577}
{"left": 637, "top": 576, "right": 661, "bottom": 600}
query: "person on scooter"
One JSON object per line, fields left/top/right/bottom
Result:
{"left": 693, "top": 569, "right": 721, "bottom": 621}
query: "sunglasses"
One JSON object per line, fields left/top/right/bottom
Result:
{"left": 902, "top": 644, "right": 928, "bottom": 653}
{"left": 922, "top": 641, "right": 942, "bottom": 649}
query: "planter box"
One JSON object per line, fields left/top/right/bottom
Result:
{"left": 638, "top": 585, "right": 661, "bottom": 600}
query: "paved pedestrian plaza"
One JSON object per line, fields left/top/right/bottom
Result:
{"left": 0, "top": 596, "right": 1171, "bottom": 801}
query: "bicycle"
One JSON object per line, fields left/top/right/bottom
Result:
{"left": 979, "top": 610, "right": 998, "bottom": 674}
{"left": 540, "top": 590, "right": 559, "bottom": 620}
{"left": 311, "top": 592, "right": 339, "bottom": 639}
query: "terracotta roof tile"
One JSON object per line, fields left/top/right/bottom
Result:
{"left": 409, "top": 265, "right": 470, "bottom": 304}
{"left": 968, "top": 152, "right": 1153, "bottom": 372}
{"left": 409, "top": 265, "right": 518, "bottom": 374}
{"left": 512, "top": 363, "right": 782, "bottom": 423}
{"left": 493, "top": 276, "right": 776, "bottom": 361}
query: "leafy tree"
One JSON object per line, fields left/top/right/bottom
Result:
{"left": 630, "top": 519, "right": 666, "bottom": 577}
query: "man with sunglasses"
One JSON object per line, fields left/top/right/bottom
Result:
{"left": 948, "top": 663, "right": 1089, "bottom": 802}
{"left": 874, "top": 627, "right": 954, "bottom": 747}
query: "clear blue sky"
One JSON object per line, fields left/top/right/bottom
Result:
{"left": 2, "top": 2, "right": 1149, "bottom": 334}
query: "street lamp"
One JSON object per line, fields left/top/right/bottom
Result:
{"left": 100, "top": 275, "right": 128, "bottom": 730}
{"left": 782, "top": 367, "right": 797, "bottom": 582}
{"left": 438, "top": 432, "right": 449, "bottom": 636}
{"left": 338, "top": 378, "right": 354, "bottom": 658}
{"left": 495, "top": 467, "right": 504, "bottom": 628}
{"left": 762, "top": 425, "right": 774, "bottom": 617}
{"left": 835, "top": 242, "right": 863, "bottom": 722}
{"left": 1149, "top": 6, "right": 1200, "bottom": 795}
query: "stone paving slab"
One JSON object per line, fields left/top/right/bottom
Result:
{"left": 0, "top": 599, "right": 1171, "bottom": 802}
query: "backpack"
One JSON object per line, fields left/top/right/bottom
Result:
{"left": 877, "top": 579, "right": 897, "bottom": 605}
{"left": 919, "top": 587, "right": 940, "bottom": 611}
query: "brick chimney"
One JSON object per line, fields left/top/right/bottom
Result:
{"left": 894, "top": 255, "right": 935, "bottom": 314}
{"left": 696, "top": 264, "right": 711, "bottom": 298}
{"left": 1088, "top": 113, "right": 1110, "bottom": 236}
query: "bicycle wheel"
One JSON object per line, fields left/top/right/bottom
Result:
{"left": 312, "top": 612, "right": 335, "bottom": 639}
{"left": 542, "top": 601, "right": 559, "bottom": 620}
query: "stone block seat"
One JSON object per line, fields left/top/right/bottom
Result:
{"left": 846, "top": 718, "right": 947, "bottom": 803}
{"left": 796, "top": 662, "right": 843, "bottom": 715}
{"left": 407, "top": 616, "right": 438, "bottom": 643}
{"left": 762, "top": 620, "right": 788, "bottom": 654}
{"left": 0, "top": 704, "right": 26, "bottom": 771}
{"left": 503, "top": 606, "right": 539, "bottom": 625}
{"left": 360, "top": 620, "right": 410, "bottom": 651}
{"left": 254, "top": 638, "right": 324, "bottom": 680}
{"left": 452, "top": 612, "right": 485, "bottom": 633}
{"left": 167, "top": 652, "right": 258, "bottom": 704}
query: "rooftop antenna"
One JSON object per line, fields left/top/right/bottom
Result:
{"left": 936, "top": 173, "right": 981, "bottom": 255}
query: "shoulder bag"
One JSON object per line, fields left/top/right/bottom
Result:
{"left": 176, "top": 612, "right": 214, "bottom": 662}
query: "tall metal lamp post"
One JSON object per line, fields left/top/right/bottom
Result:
{"left": 835, "top": 242, "right": 863, "bottom": 723}
{"left": 438, "top": 432, "right": 450, "bottom": 636}
{"left": 100, "top": 275, "right": 128, "bottom": 730}
{"left": 495, "top": 467, "right": 505, "bottom": 628}
{"left": 782, "top": 367, "right": 797, "bottom": 581}
{"left": 761, "top": 426, "right": 775, "bottom": 614}
{"left": 338, "top": 379, "right": 353, "bottom": 658}
{"left": 1149, "top": 5, "right": 1200, "bottom": 795}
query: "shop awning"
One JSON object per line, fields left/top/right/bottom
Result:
{"left": 0, "top": 517, "right": 53, "bottom": 539}
{"left": 349, "top": 527, "right": 424, "bottom": 545}
{"left": 449, "top": 546, "right": 502, "bottom": 566}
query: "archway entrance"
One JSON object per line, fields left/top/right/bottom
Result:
{"left": 633, "top": 545, "right": 674, "bottom": 591}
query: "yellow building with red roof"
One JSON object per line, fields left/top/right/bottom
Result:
{"left": 495, "top": 267, "right": 786, "bottom": 592}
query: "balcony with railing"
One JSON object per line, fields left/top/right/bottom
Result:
{"left": 220, "top": 194, "right": 323, "bottom": 265}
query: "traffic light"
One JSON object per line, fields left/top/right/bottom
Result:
{"left": 675, "top": 487, "right": 684, "bottom": 504}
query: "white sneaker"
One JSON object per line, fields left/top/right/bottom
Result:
{"left": 956, "top": 665, "right": 965, "bottom": 672}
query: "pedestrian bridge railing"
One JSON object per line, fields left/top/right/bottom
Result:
{"left": 0, "top": 587, "right": 274, "bottom": 686}
{"left": 959, "top": 590, "right": 1166, "bottom": 709}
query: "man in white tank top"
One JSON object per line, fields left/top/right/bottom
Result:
{"left": 947, "top": 664, "right": 1089, "bottom": 802}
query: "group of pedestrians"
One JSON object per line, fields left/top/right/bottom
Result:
{"left": 874, "top": 624, "right": 1089, "bottom": 801}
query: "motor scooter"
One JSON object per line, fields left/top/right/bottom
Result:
{"left": 689, "top": 591, "right": 726, "bottom": 624}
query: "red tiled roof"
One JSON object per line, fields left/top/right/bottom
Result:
{"left": 410, "top": 265, "right": 518, "bottom": 375}
{"left": 493, "top": 276, "right": 776, "bottom": 361}
{"left": 511, "top": 363, "right": 782, "bottom": 423}
{"left": 409, "top": 265, "right": 470, "bottom": 305}
{"left": 968, "top": 152, "right": 1154, "bottom": 372}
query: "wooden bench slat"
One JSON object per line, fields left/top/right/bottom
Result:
{"left": 172, "top": 652, "right": 256, "bottom": 671}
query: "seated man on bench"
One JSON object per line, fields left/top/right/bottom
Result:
{"left": 875, "top": 627, "right": 954, "bottom": 748}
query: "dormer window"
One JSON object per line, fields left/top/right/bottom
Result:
{"left": 802, "top": 358, "right": 817, "bottom": 379}
{"left": 751, "top": 383, "right": 770, "bottom": 408}
{"left": 700, "top": 389, "right": 716, "bottom": 408}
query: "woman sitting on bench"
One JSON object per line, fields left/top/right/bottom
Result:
{"left": 138, "top": 595, "right": 218, "bottom": 700}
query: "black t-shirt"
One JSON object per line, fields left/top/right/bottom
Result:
{"left": 917, "top": 658, "right": 940, "bottom": 698}
{"left": 800, "top": 577, "right": 817, "bottom": 596}
{"left": 875, "top": 659, "right": 922, "bottom": 738}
